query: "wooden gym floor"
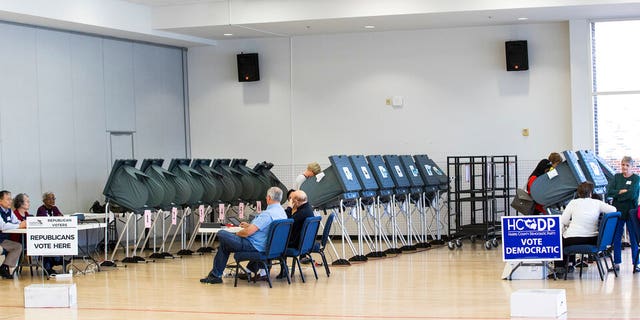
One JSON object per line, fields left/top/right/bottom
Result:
{"left": 0, "top": 241, "right": 639, "bottom": 319}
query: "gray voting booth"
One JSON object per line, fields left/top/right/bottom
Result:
{"left": 530, "top": 150, "right": 612, "bottom": 210}
{"left": 301, "top": 155, "right": 362, "bottom": 265}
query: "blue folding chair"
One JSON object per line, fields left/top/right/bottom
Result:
{"left": 563, "top": 211, "right": 621, "bottom": 280}
{"left": 233, "top": 219, "right": 293, "bottom": 288}
{"left": 311, "top": 213, "right": 335, "bottom": 277}
{"left": 285, "top": 216, "right": 321, "bottom": 283}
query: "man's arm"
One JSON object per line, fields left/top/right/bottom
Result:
{"left": 236, "top": 223, "right": 258, "bottom": 238}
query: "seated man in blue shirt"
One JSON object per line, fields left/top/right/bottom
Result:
{"left": 200, "top": 187, "right": 287, "bottom": 284}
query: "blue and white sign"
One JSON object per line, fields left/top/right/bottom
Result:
{"left": 501, "top": 215, "right": 562, "bottom": 261}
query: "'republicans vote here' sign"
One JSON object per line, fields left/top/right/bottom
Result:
{"left": 26, "top": 216, "right": 78, "bottom": 256}
{"left": 501, "top": 215, "right": 562, "bottom": 261}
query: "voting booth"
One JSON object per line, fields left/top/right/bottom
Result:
{"left": 140, "top": 159, "right": 180, "bottom": 259}
{"left": 576, "top": 150, "right": 609, "bottom": 196}
{"left": 530, "top": 149, "right": 614, "bottom": 210}
{"left": 212, "top": 159, "right": 243, "bottom": 204}
{"left": 253, "top": 161, "right": 288, "bottom": 205}
{"left": 366, "top": 155, "right": 401, "bottom": 254}
{"left": 231, "top": 159, "right": 271, "bottom": 202}
{"left": 414, "top": 154, "right": 448, "bottom": 244}
{"left": 399, "top": 155, "right": 431, "bottom": 248}
{"left": 301, "top": 155, "right": 362, "bottom": 264}
{"left": 349, "top": 155, "right": 386, "bottom": 258}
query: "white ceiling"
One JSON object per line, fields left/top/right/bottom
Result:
{"left": 1, "top": 0, "right": 640, "bottom": 46}
{"left": 130, "top": 0, "right": 640, "bottom": 41}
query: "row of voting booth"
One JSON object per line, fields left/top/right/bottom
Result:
{"left": 101, "top": 158, "right": 288, "bottom": 263}
{"left": 300, "top": 154, "right": 448, "bottom": 265}
{"left": 529, "top": 150, "right": 615, "bottom": 210}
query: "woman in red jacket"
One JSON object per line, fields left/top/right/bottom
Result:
{"left": 10, "top": 194, "right": 30, "bottom": 243}
{"left": 527, "top": 159, "right": 553, "bottom": 214}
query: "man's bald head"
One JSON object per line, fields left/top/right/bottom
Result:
{"left": 291, "top": 190, "right": 308, "bottom": 207}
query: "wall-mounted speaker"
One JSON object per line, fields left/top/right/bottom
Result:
{"left": 237, "top": 53, "right": 260, "bottom": 82}
{"left": 505, "top": 41, "right": 528, "bottom": 71}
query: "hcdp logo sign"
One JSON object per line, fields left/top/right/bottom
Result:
{"left": 505, "top": 218, "right": 556, "bottom": 232}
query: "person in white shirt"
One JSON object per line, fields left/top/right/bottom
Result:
{"left": 294, "top": 162, "right": 322, "bottom": 190}
{"left": 555, "top": 182, "right": 617, "bottom": 272}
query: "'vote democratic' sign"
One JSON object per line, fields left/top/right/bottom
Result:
{"left": 26, "top": 216, "right": 78, "bottom": 256}
{"left": 501, "top": 215, "right": 562, "bottom": 261}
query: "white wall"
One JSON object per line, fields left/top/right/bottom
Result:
{"left": 0, "top": 22, "right": 187, "bottom": 213}
{"left": 188, "top": 38, "right": 293, "bottom": 164}
{"left": 188, "top": 22, "right": 573, "bottom": 186}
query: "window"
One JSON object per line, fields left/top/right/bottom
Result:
{"left": 592, "top": 20, "right": 640, "bottom": 162}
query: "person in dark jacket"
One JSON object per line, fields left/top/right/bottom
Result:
{"left": 277, "top": 190, "right": 315, "bottom": 279}
{"left": 606, "top": 156, "right": 640, "bottom": 272}
{"left": 527, "top": 159, "right": 553, "bottom": 214}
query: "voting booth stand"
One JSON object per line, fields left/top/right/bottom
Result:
{"left": 501, "top": 215, "right": 567, "bottom": 318}
{"left": 24, "top": 216, "right": 78, "bottom": 308}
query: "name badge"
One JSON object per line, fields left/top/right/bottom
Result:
{"left": 626, "top": 180, "right": 632, "bottom": 185}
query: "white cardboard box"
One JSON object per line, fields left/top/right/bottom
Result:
{"left": 511, "top": 289, "right": 567, "bottom": 318}
{"left": 502, "top": 261, "right": 548, "bottom": 280}
{"left": 24, "top": 283, "right": 77, "bottom": 308}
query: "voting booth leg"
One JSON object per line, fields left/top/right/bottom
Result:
{"left": 139, "top": 211, "right": 160, "bottom": 260}
{"left": 156, "top": 210, "right": 175, "bottom": 259}
{"left": 120, "top": 213, "right": 138, "bottom": 264}
{"left": 176, "top": 207, "right": 194, "bottom": 256}
{"left": 381, "top": 201, "right": 402, "bottom": 255}
{"left": 191, "top": 206, "right": 214, "bottom": 253}
{"left": 100, "top": 205, "right": 119, "bottom": 267}
{"left": 365, "top": 197, "right": 387, "bottom": 258}
{"left": 428, "top": 191, "right": 446, "bottom": 246}
{"left": 348, "top": 199, "right": 368, "bottom": 262}
{"left": 129, "top": 214, "right": 147, "bottom": 263}
{"left": 361, "top": 201, "right": 385, "bottom": 258}
{"left": 332, "top": 202, "right": 351, "bottom": 266}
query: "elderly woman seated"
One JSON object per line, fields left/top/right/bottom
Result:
{"left": 37, "top": 192, "right": 63, "bottom": 217}
{"left": 36, "top": 192, "right": 64, "bottom": 274}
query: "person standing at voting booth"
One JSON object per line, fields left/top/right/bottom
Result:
{"left": 555, "top": 182, "right": 617, "bottom": 273}
{"left": 527, "top": 159, "right": 553, "bottom": 215}
{"left": 36, "top": 192, "right": 63, "bottom": 217}
{"left": 294, "top": 162, "right": 322, "bottom": 190}
{"left": 200, "top": 187, "right": 287, "bottom": 284}
{"left": 606, "top": 156, "right": 640, "bottom": 272}
{"left": 548, "top": 152, "right": 563, "bottom": 169}
{"left": 0, "top": 191, "right": 25, "bottom": 279}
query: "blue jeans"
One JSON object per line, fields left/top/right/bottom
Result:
{"left": 210, "top": 230, "right": 257, "bottom": 277}
{"left": 613, "top": 218, "right": 639, "bottom": 265}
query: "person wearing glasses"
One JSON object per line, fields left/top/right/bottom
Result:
{"left": 606, "top": 156, "right": 640, "bottom": 272}
{"left": 0, "top": 190, "right": 25, "bottom": 279}
{"left": 36, "top": 192, "right": 64, "bottom": 274}
{"left": 36, "top": 192, "right": 63, "bottom": 217}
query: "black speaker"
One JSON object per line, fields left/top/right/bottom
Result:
{"left": 237, "top": 53, "right": 260, "bottom": 82}
{"left": 505, "top": 41, "right": 528, "bottom": 71}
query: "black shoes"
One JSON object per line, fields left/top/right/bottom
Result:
{"left": 46, "top": 269, "right": 57, "bottom": 275}
{"left": 200, "top": 272, "right": 223, "bottom": 284}
{"left": 275, "top": 270, "right": 287, "bottom": 279}
{"left": 0, "top": 265, "right": 13, "bottom": 279}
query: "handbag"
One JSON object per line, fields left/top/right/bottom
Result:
{"left": 510, "top": 188, "right": 535, "bottom": 215}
